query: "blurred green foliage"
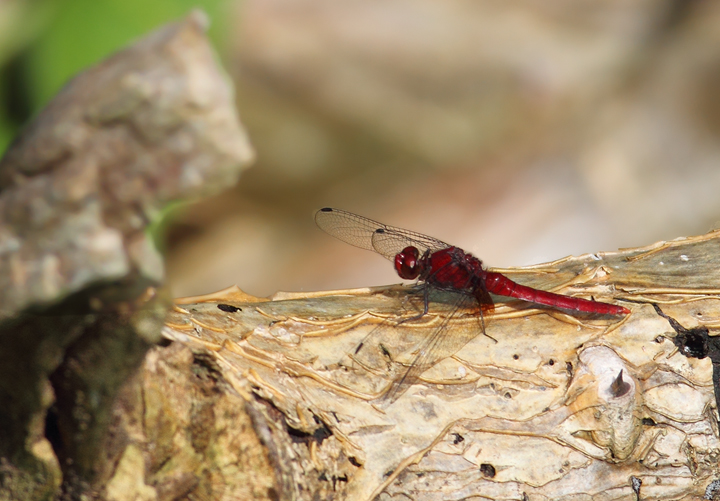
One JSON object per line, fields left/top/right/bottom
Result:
{"left": 0, "top": 0, "right": 230, "bottom": 155}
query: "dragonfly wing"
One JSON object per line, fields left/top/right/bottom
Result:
{"left": 371, "top": 227, "right": 451, "bottom": 261}
{"left": 315, "top": 208, "right": 383, "bottom": 253}
{"left": 383, "top": 291, "right": 484, "bottom": 404}
{"left": 315, "top": 208, "right": 451, "bottom": 261}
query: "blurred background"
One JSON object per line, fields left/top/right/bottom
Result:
{"left": 1, "top": 0, "right": 719, "bottom": 298}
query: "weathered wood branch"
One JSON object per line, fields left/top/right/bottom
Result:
{"left": 160, "top": 231, "right": 720, "bottom": 501}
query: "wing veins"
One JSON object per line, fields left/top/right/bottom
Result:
{"left": 315, "top": 208, "right": 451, "bottom": 262}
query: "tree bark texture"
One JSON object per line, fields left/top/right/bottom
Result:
{"left": 162, "top": 231, "right": 720, "bottom": 501}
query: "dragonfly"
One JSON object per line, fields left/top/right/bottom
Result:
{"left": 315, "top": 207, "right": 630, "bottom": 402}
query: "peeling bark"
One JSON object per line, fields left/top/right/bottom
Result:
{"left": 163, "top": 231, "right": 720, "bottom": 501}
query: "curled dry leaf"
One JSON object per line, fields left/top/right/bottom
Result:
{"left": 164, "top": 230, "right": 720, "bottom": 501}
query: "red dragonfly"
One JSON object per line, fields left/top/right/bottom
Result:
{"left": 315, "top": 207, "right": 629, "bottom": 401}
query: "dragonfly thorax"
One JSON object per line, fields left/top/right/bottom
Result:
{"left": 424, "top": 247, "right": 485, "bottom": 292}
{"left": 394, "top": 245, "right": 487, "bottom": 292}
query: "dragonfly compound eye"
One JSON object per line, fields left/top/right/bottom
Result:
{"left": 395, "top": 246, "right": 421, "bottom": 280}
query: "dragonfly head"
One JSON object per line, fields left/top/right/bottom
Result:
{"left": 394, "top": 246, "right": 421, "bottom": 280}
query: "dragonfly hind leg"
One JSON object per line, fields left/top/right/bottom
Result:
{"left": 395, "top": 283, "right": 431, "bottom": 326}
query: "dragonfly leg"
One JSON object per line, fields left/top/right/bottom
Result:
{"left": 481, "top": 314, "right": 497, "bottom": 344}
{"left": 396, "top": 284, "right": 430, "bottom": 325}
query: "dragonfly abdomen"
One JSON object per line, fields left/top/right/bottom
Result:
{"left": 483, "top": 272, "right": 629, "bottom": 315}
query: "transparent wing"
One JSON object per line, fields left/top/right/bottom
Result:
{"left": 315, "top": 207, "right": 451, "bottom": 261}
{"left": 381, "top": 292, "right": 485, "bottom": 404}
{"left": 348, "top": 288, "right": 494, "bottom": 404}
{"left": 370, "top": 227, "right": 450, "bottom": 262}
